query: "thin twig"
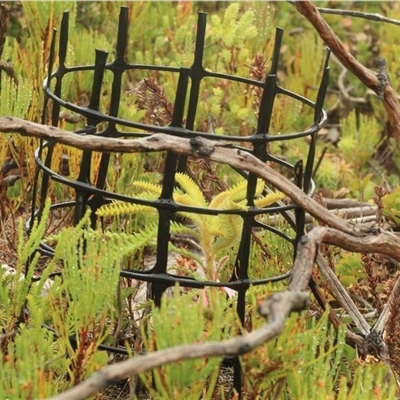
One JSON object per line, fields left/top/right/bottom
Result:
{"left": 316, "top": 253, "right": 370, "bottom": 336}
{"left": 1, "top": 117, "right": 399, "bottom": 397}
{"left": 0, "top": 60, "right": 18, "bottom": 86}
{"left": 294, "top": 0, "right": 400, "bottom": 149}
{"left": 317, "top": 7, "right": 400, "bottom": 27}
{"left": 47, "top": 291, "right": 311, "bottom": 400}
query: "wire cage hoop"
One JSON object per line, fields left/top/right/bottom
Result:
{"left": 28, "top": 5, "right": 329, "bottom": 395}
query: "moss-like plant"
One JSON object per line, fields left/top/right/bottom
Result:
{"left": 242, "top": 302, "right": 396, "bottom": 400}
{"left": 139, "top": 286, "right": 238, "bottom": 399}
{"left": 1, "top": 206, "right": 143, "bottom": 396}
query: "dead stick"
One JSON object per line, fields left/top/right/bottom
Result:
{"left": 294, "top": 0, "right": 400, "bottom": 149}
{"left": 48, "top": 290, "right": 310, "bottom": 400}
{"left": 0, "top": 116, "right": 372, "bottom": 237}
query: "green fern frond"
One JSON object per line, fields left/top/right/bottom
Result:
{"left": 211, "top": 214, "right": 243, "bottom": 256}
{"left": 210, "top": 179, "right": 247, "bottom": 208}
{"left": 176, "top": 210, "right": 207, "bottom": 235}
{"left": 255, "top": 179, "right": 265, "bottom": 196}
{"left": 96, "top": 201, "right": 153, "bottom": 218}
{"left": 206, "top": 215, "right": 232, "bottom": 237}
{"left": 209, "top": 191, "right": 230, "bottom": 209}
{"left": 227, "top": 179, "right": 251, "bottom": 202}
{"left": 174, "top": 193, "right": 201, "bottom": 207}
{"left": 254, "top": 191, "right": 286, "bottom": 208}
{"left": 175, "top": 173, "right": 207, "bottom": 207}
{"left": 210, "top": 179, "right": 267, "bottom": 209}
{"left": 170, "top": 221, "right": 200, "bottom": 240}
{"left": 225, "top": 197, "right": 248, "bottom": 211}
{"left": 135, "top": 191, "right": 162, "bottom": 201}
{"left": 103, "top": 221, "right": 159, "bottom": 255}
{"left": 132, "top": 180, "right": 162, "bottom": 195}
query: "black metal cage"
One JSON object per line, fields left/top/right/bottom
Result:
{"left": 28, "top": 5, "right": 329, "bottom": 396}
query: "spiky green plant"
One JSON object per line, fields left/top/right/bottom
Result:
{"left": 97, "top": 173, "right": 285, "bottom": 280}
{"left": 241, "top": 302, "right": 397, "bottom": 400}
{"left": 139, "top": 285, "right": 238, "bottom": 399}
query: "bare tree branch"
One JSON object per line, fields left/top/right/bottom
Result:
{"left": 316, "top": 254, "right": 371, "bottom": 336}
{"left": 317, "top": 6, "right": 400, "bottom": 27}
{"left": 0, "top": 116, "right": 375, "bottom": 237}
{"left": 45, "top": 220, "right": 399, "bottom": 399}
{"left": 294, "top": 0, "right": 400, "bottom": 149}
{"left": 1, "top": 116, "right": 399, "bottom": 397}
{"left": 48, "top": 290, "right": 310, "bottom": 400}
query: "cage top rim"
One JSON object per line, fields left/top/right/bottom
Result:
{"left": 43, "top": 74, "right": 328, "bottom": 142}
{"left": 43, "top": 6, "right": 329, "bottom": 142}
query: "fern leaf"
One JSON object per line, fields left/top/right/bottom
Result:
{"left": 103, "top": 222, "right": 159, "bottom": 255}
{"left": 174, "top": 193, "right": 201, "bottom": 207}
{"left": 170, "top": 221, "right": 200, "bottom": 240}
{"left": 209, "top": 191, "right": 230, "bottom": 209}
{"left": 179, "top": 213, "right": 211, "bottom": 237}
{"left": 132, "top": 180, "right": 162, "bottom": 195}
{"left": 226, "top": 179, "right": 249, "bottom": 202}
{"left": 254, "top": 191, "right": 286, "bottom": 208}
{"left": 175, "top": 173, "right": 207, "bottom": 207}
{"left": 96, "top": 201, "right": 153, "bottom": 217}
{"left": 211, "top": 214, "right": 243, "bottom": 256}
{"left": 255, "top": 178, "right": 265, "bottom": 196}
{"left": 210, "top": 179, "right": 249, "bottom": 209}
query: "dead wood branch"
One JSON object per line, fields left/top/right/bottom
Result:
{"left": 294, "top": 0, "right": 400, "bottom": 149}
{"left": 0, "top": 116, "right": 375, "bottom": 237}
{"left": 2, "top": 117, "right": 400, "bottom": 396}
{"left": 317, "top": 6, "right": 400, "bottom": 27}
{"left": 48, "top": 291, "right": 310, "bottom": 400}
{"left": 0, "top": 60, "right": 18, "bottom": 85}
{"left": 316, "top": 254, "right": 371, "bottom": 336}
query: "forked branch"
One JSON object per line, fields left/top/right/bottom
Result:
{"left": 44, "top": 214, "right": 397, "bottom": 400}
{"left": 294, "top": 0, "right": 400, "bottom": 148}
{"left": 0, "top": 116, "right": 378, "bottom": 237}
{"left": 48, "top": 290, "right": 310, "bottom": 400}
{"left": 1, "top": 117, "right": 400, "bottom": 398}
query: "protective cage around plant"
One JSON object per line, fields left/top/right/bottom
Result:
{"left": 27, "top": 5, "right": 329, "bottom": 395}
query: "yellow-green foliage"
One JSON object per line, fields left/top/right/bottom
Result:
{"left": 335, "top": 253, "right": 365, "bottom": 288}
{"left": 242, "top": 306, "right": 396, "bottom": 400}
{"left": 0, "top": 53, "right": 36, "bottom": 203}
{"left": 315, "top": 111, "right": 381, "bottom": 199}
{"left": 0, "top": 200, "right": 51, "bottom": 333}
{"left": 140, "top": 286, "right": 237, "bottom": 399}
{"left": 0, "top": 209, "right": 128, "bottom": 396}
{"left": 0, "top": 206, "right": 120, "bottom": 400}
{"left": 382, "top": 186, "right": 400, "bottom": 225}
{"left": 97, "top": 173, "right": 285, "bottom": 278}
{"left": 338, "top": 111, "right": 380, "bottom": 170}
